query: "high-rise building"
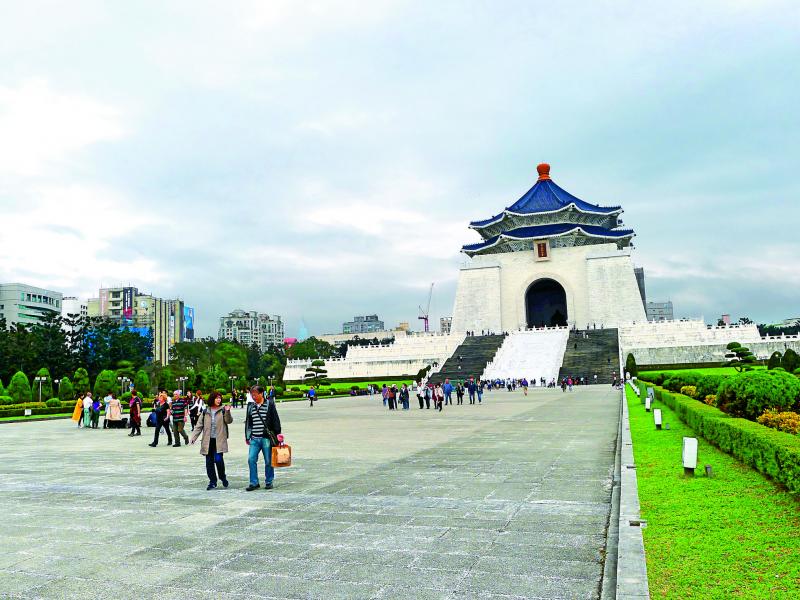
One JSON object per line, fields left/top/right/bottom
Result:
{"left": 87, "top": 286, "right": 189, "bottom": 364}
{"left": 440, "top": 316, "right": 452, "bottom": 334}
{"left": 646, "top": 301, "right": 674, "bottom": 322}
{"left": 0, "top": 283, "right": 63, "bottom": 327}
{"left": 218, "top": 310, "right": 284, "bottom": 351}
{"left": 343, "top": 315, "right": 384, "bottom": 334}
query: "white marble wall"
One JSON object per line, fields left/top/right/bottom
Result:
{"left": 451, "top": 243, "right": 646, "bottom": 333}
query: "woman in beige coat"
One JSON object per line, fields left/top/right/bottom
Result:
{"left": 190, "top": 391, "right": 233, "bottom": 490}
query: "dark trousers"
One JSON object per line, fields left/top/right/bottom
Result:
{"left": 173, "top": 420, "right": 189, "bottom": 446}
{"left": 425, "top": 396, "right": 430, "bottom": 409}
{"left": 417, "top": 395, "right": 424, "bottom": 409}
{"left": 190, "top": 410, "right": 199, "bottom": 429}
{"left": 457, "top": 394, "right": 463, "bottom": 405}
{"left": 388, "top": 397, "right": 396, "bottom": 410}
{"left": 153, "top": 419, "right": 172, "bottom": 446}
{"left": 205, "top": 439, "right": 226, "bottom": 484}
{"left": 469, "top": 392, "right": 475, "bottom": 404}
{"left": 130, "top": 419, "right": 141, "bottom": 435}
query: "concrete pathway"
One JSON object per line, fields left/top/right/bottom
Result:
{"left": 0, "top": 386, "right": 620, "bottom": 599}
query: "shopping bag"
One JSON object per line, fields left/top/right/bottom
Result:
{"left": 271, "top": 444, "right": 292, "bottom": 468}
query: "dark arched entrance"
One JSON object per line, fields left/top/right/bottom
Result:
{"left": 526, "top": 279, "right": 568, "bottom": 327}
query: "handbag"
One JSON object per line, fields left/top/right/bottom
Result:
{"left": 146, "top": 411, "right": 157, "bottom": 427}
{"left": 271, "top": 443, "right": 292, "bottom": 468}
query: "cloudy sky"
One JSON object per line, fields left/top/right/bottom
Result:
{"left": 1, "top": 1, "right": 799, "bottom": 337}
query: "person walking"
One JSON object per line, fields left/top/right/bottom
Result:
{"left": 171, "top": 390, "right": 190, "bottom": 447}
{"left": 245, "top": 385, "right": 282, "bottom": 491}
{"left": 308, "top": 386, "right": 316, "bottom": 407}
{"left": 399, "top": 384, "right": 410, "bottom": 410}
{"left": 381, "top": 384, "right": 388, "bottom": 408}
{"left": 467, "top": 379, "right": 477, "bottom": 405}
{"left": 434, "top": 384, "right": 444, "bottom": 412}
{"left": 416, "top": 384, "right": 424, "bottom": 409}
{"left": 82, "top": 393, "right": 92, "bottom": 428}
{"left": 477, "top": 380, "right": 484, "bottom": 404}
{"left": 442, "top": 379, "right": 453, "bottom": 406}
{"left": 424, "top": 384, "right": 432, "bottom": 409}
{"left": 189, "top": 393, "right": 205, "bottom": 429}
{"left": 72, "top": 395, "right": 84, "bottom": 427}
{"left": 387, "top": 385, "right": 397, "bottom": 410}
{"left": 128, "top": 390, "right": 142, "bottom": 436}
{"left": 456, "top": 382, "right": 464, "bottom": 405}
{"left": 148, "top": 391, "right": 173, "bottom": 447}
{"left": 190, "top": 391, "right": 233, "bottom": 490}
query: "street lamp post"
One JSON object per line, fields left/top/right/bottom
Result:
{"left": 176, "top": 376, "right": 188, "bottom": 394}
{"left": 34, "top": 376, "right": 46, "bottom": 402}
{"left": 228, "top": 375, "right": 237, "bottom": 395}
{"left": 54, "top": 378, "right": 61, "bottom": 399}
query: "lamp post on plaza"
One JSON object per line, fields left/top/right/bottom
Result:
{"left": 54, "top": 379, "right": 61, "bottom": 398}
{"left": 117, "top": 376, "right": 130, "bottom": 396}
{"left": 176, "top": 376, "right": 188, "bottom": 395}
{"left": 228, "top": 375, "right": 237, "bottom": 395}
{"left": 34, "top": 376, "right": 46, "bottom": 403}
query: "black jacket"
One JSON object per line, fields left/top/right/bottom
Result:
{"left": 244, "top": 400, "right": 282, "bottom": 442}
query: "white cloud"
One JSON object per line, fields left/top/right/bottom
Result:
{"left": 0, "top": 184, "right": 165, "bottom": 292}
{"left": 0, "top": 79, "right": 126, "bottom": 177}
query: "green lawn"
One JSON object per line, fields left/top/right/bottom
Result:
{"left": 626, "top": 386, "right": 800, "bottom": 599}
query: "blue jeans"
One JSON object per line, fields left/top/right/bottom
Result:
{"left": 248, "top": 437, "right": 274, "bottom": 486}
{"left": 477, "top": 390, "right": 483, "bottom": 403}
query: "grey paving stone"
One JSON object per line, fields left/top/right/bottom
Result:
{"left": 0, "top": 387, "right": 618, "bottom": 599}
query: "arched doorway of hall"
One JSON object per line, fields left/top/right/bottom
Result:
{"left": 525, "top": 278, "right": 568, "bottom": 328}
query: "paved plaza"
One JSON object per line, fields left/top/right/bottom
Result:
{"left": 0, "top": 387, "right": 620, "bottom": 599}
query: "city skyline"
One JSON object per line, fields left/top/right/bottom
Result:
{"left": 1, "top": 1, "right": 799, "bottom": 338}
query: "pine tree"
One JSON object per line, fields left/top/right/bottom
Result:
{"left": 59, "top": 376, "right": 75, "bottom": 401}
{"left": 8, "top": 371, "right": 32, "bottom": 403}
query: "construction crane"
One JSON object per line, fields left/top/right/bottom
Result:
{"left": 418, "top": 283, "right": 434, "bottom": 332}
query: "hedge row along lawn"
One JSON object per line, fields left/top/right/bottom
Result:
{"left": 639, "top": 366, "right": 765, "bottom": 379}
{"left": 625, "top": 386, "right": 800, "bottom": 599}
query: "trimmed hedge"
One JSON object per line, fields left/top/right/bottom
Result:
{"left": 639, "top": 380, "right": 800, "bottom": 494}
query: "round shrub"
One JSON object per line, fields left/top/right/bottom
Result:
{"left": 703, "top": 394, "right": 716, "bottom": 405}
{"left": 716, "top": 370, "right": 800, "bottom": 420}
{"left": 45, "top": 398, "right": 61, "bottom": 407}
{"left": 680, "top": 385, "right": 698, "bottom": 399}
{"left": 7, "top": 371, "right": 32, "bottom": 403}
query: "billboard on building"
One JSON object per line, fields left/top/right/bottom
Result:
{"left": 99, "top": 288, "right": 109, "bottom": 315}
{"left": 183, "top": 306, "right": 195, "bottom": 341}
{"left": 122, "top": 287, "right": 134, "bottom": 323}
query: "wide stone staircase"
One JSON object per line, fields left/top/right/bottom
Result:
{"left": 429, "top": 334, "right": 505, "bottom": 384}
{"left": 558, "top": 328, "right": 620, "bottom": 384}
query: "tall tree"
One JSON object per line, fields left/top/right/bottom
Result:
{"left": 58, "top": 376, "right": 75, "bottom": 401}
{"left": 7, "top": 371, "right": 32, "bottom": 403}
{"left": 33, "top": 367, "right": 53, "bottom": 401}
{"left": 93, "top": 369, "right": 117, "bottom": 398}
{"left": 134, "top": 370, "right": 151, "bottom": 396}
{"left": 73, "top": 368, "right": 90, "bottom": 395}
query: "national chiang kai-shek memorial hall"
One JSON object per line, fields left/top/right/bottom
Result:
{"left": 450, "top": 163, "right": 647, "bottom": 333}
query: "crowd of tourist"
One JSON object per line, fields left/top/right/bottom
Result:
{"left": 69, "top": 384, "right": 282, "bottom": 492}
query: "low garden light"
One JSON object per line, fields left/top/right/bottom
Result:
{"left": 682, "top": 437, "right": 698, "bottom": 476}
{"left": 705, "top": 464, "right": 714, "bottom": 478}
{"left": 654, "top": 408, "right": 662, "bottom": 430}
{"left": 645, "top": 396, "right": 652, "bottom": 412}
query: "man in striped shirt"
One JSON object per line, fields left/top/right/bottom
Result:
{"left": 244, "top": 385, "right": 282, "bottom": 491}
{"left": 171, "top": 390, "right": 190, "bottom": 447}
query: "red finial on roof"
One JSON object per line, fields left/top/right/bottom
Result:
{"left": 537, "top": 163, "right": 551, "bottom": 181}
